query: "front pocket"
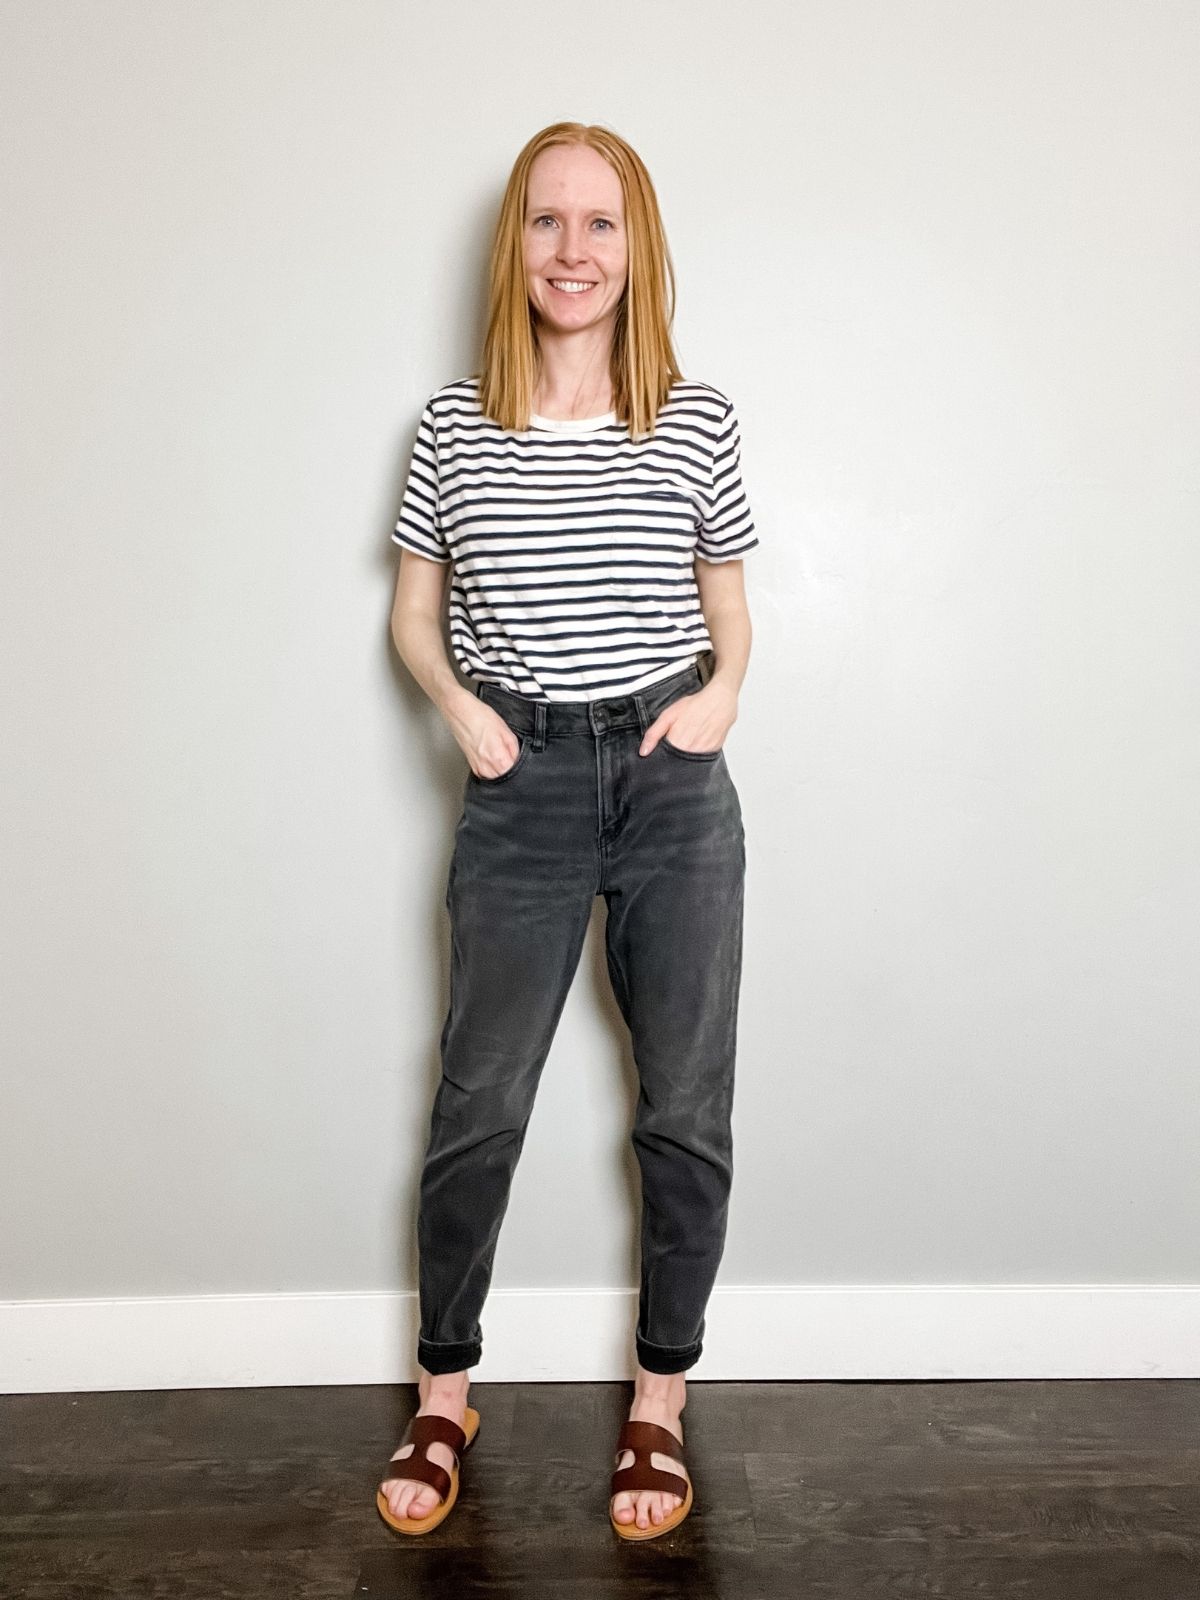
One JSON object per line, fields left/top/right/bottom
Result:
{"left": 471, "top": 737, "right": 531, "bottom": 784}
{"left": 640, "top": 489, "right": 696, "bottom": 525}
{"left": 660, "top": 735, "right": 722, "bottom": 762}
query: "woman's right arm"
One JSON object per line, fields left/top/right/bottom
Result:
{"left": 390, "top": 550, "right": 520, "bottom": 778}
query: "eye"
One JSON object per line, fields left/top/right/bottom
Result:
{"left": 531, "top": 215, "right": 616, "bottom": 230}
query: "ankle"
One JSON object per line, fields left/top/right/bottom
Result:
{"left": 632, "top": 1369, "right": 686, "bottom": 1409}
{"left": 418, "top": 1366, "right": 470, "bottom": 1405}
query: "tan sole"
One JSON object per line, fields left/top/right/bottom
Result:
{"left": 610, "top": 1473, "right": 694, "bottom": 1540}
{"left": 376, "top": 1405, "right": 481, "bottom": 1537}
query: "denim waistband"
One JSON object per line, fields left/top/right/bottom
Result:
{"left": 474, "top": 660, "right": 704, "bottom": 741}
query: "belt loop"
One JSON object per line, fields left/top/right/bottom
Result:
{"left": 534, "top": 702, "right": 547, "bottom": 751}
{"left": 633, "top": 692, "right": 649, "bottom": 736}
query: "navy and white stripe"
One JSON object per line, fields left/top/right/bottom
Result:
{"left": 392, "top": 375, "right": 758, "bottom": 703}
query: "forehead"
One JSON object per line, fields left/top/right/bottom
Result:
{"left": 525, "top": 145, "right": 624, "bottom": 213}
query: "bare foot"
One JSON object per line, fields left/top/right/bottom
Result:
{"left": 610, "top": 1368, "right": 689, "bottom": 1532}
{"left": 379, "top": 1368, "right": 470, "bottom": 1522}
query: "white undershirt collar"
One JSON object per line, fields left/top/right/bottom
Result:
{"left": 528, "top": 409, "right": 618, "bottom": 434}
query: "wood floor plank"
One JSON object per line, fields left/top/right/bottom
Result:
{"left": 1, "top": 1380, "right": 1196, "bottom": 1598}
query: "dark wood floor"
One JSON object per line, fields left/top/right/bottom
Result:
{"left": 3, "top": 1379, "right": 1198, "bottom": 1598}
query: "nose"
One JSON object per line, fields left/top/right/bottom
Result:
{"left": 556, "top": 228, "right": 592, "bottom": 266}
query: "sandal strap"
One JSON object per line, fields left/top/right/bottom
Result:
{"left": 611, "top": 1419, "right": 689, "bottom": 1499}
{"left": 379, "top": 1412, "right": 466, "bottom": 1506}
{"left": 616, "top": 1419, "right": 686, "bottom": 1461}
{"left": 401, "top": 1412, "right": 467, "bottom": 1458}
{"left": 381, "top": 1450, "right": 450, "bottom": 1504}
{"left": 611, "top": 1461, "right": 689, "bottom": 1498}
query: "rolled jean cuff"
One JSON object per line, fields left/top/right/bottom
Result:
{"left": 636, "top": 1334, "right": 703, "bottom": 1374}
{"left": 418, "top": 1336, "right": 480, "bottom": 1375}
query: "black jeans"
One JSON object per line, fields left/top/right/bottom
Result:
{"left": 416, "top": 659, "right": 746, "bottom": 1377}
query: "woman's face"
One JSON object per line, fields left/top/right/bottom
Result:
{"left": 523, "top": 144, "right": 628, "bottom": 337}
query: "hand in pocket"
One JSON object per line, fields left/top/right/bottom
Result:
{"left": 638, "top": 685, "right": 736, "bottom": 758}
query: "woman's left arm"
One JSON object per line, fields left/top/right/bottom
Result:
{"left": 638, "top": 559, "right": 752, "bottom": 755}
{"left": 695, "top": 557, "right": 752, "bottom": 702}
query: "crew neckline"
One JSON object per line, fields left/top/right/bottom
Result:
{"left": 528, "top": 409, "right": 618, "bottom": 434}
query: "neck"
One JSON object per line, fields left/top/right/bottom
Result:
{"left": 533, "top": 327, "right": 615, "bottom": 416}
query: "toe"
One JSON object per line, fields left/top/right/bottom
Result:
{"left": 411, "top": 1488, "right": 438, "bottom": 1518}
{"left": 612, "top": 1450, "right": 638, "bottom": 1522}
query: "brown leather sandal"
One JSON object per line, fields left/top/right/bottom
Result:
{"left": 376, "top": 1406, "right": 481, "bottom": 1536}
{"left": 609, "top": 1418, "right": 694, "bottom": 1540}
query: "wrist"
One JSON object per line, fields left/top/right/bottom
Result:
{"left": 704, "top": 673, "right": 740, "bottom": 707}
{"left": 438, "top": 681, "right": 478, "bottom": 722}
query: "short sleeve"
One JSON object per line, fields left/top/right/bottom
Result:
{"left": 391, "top": 400, "right": 450, "bottom": 563}
{"left": 695, "top": 399, "right": 759, "bottom": 562}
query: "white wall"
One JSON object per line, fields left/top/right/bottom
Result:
{"left": 3, "top": 0, "right": 1198, "bottom": 1389}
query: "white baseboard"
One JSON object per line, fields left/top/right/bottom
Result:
{"left": 3, "top": 1284, "right": 1198, "bottom": 1393}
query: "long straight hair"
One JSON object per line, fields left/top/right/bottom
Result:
{"left": 477, "top": 122, "right": 684, "bottom": 440}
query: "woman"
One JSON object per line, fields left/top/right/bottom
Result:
{"left": 377, "top": 121, "right": 757, "bottom": 1542}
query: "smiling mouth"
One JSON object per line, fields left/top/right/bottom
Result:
{"left": 548, "top": 280, "right": 598, "bottom": 294}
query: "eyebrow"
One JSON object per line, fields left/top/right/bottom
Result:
{"left": 526, "top": 205, "right": 619, "bottom": 219}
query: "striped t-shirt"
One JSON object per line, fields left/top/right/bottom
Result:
{"left": 391, "top": 374, "right": 758, "bottom": 703}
